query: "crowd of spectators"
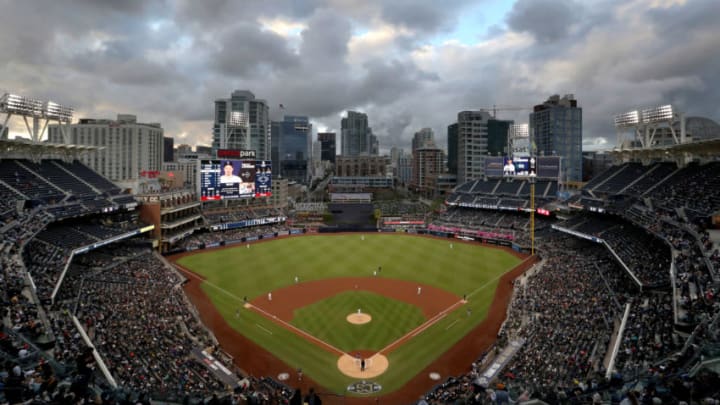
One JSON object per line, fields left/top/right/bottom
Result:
{"left": 374, "top": 200, "right": 429, "bottom": 217}
{"left": 424, "top": 231, "right": 719, "bottom": 404}
{"left": 430, "top": 207, "right": 553, "bottom": 247}
{"left": 177, "top": 225, "right": 292, "bottom": 250}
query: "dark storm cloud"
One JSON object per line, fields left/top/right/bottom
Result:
{"left": 355, "top": 59, "right": 439, "bottom": 105}
{"left": 379, "top": 0, "right": 472, "bottom": 33}
{"left": 507, "top": 0, "right": 580, "bottom": 43}
{"left": 1, "top": 0, "right": 719, "bottom": 150}
{"left": 298, "top": 8, "right": 353, "bottom": 68}
{"left": 174, "top": 0, "right": 320, "bottom": 27}
{"left": 210, "top": 23, "right": 300, "bottom": 77}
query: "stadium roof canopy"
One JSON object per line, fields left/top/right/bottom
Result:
{"left": 0, "top": 138, "right": 101, "bottom": 159}
{"left": 608, "top": 138, "right": 720, "bottom": 161}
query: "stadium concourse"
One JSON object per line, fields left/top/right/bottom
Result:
{"left": 2, "top": 147, "right": 720, "bottom": 404}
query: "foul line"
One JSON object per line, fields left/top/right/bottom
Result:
{"left": 256, "top": 324, "right": 273, "bottom": 335}
{"left": 466, "top": 255, "right": 535, "bottom": 300}
{"left": 249, "top": 304, "right": 347, "bottom": 356}
{"left": 175, "top": 264, "right": 246, "bottom": 304}
{"left": 175, "top": 263, "right": 347, "bottom": 356}
{"left": 175, "top": 260, "right": 520, "bottom": 360}
{"left": 379, "top": 299, "right": 465, "bottom": 355}
{"left": 445, "top": 319, "right": 460, "bottom": 330}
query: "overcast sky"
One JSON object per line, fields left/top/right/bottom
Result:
{"left": 1, "top": 0, "right": 718, "bottom": 153}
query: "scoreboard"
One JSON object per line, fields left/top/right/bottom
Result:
{"left": 199, "top": 159, "right": 272, "bottom": 201}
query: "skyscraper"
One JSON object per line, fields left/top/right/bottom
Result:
{"left": 412, "top": 147, "right": 443, "bottom": 196}
{"left": 163, "top": 137, "right": 174, "bottom": 162}
{"left": 212, "top": 90, "right": 270, "bottom": 159}
{"left": 456, "top": 111, "right": 514, "bottom": 184}
{"left": 271, "top": 115, "right": 312, "bottom": 183}
{"left": 530, "top": 94, "right": 582, "bottom": 182}
{"left": 487, "top": 118, "right": 512, "bottom": 156}
{"left": 457, "top": 110, "right": 491, "bottom": 184}
{"left": 318, "top": 132, "right": 336, "bottom": 163}
{"left": 341, "top": 111, "right": 372, "bottom": 156}
{"left": 369, "top": 131, "right": 379, "bottom": 155}
{"left": 412, "top": 128, "right": 435, "bottom": 152}
{"left": 447, "top": 123, "right": 458, "bottom": 175}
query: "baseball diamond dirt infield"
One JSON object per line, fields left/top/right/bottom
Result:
{"left": 171, "top": 235, "right": 537, "bottom": 405}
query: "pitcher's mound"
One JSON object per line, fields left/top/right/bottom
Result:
{"left": 337, "top": 353, "right": 389, "bottom": 378}
{"left": 346, "top": 312, "right": 372, "bottom": 324}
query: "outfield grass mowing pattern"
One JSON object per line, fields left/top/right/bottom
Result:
{"left": 178, "top": 234, "right": 522, "bottom": 395}
{"left": 291, "top": 291, "right": 426, "bottom": 352}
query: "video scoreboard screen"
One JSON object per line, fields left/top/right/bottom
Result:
{"left": 486, "top": 156, "right": 560, "bottom": 179}
{"left": 200, "top": 159, "right": 272, "bottom": 201}
{"left": 503, "top": 156, "right": 536, "bottom": 177}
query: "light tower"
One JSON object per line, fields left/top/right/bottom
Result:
{"left": 0, "top": 93, "right": 74, "bottom": 143}
{"left": 614, "top": 104, "right": 686, "bottom": 149}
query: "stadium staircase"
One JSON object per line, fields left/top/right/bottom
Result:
{"left": 15, "top": 160, "right": 68, "bottom": 198}
{"left": 50, "top": 160, "right": 103, "bottom": 195}
{"left": 0, "top": 178, "right": 29, "bottom": 200}
{"left": 618, "top": 163, "right": 662, "bottom": 194}
{"left": 642, "top": 166, "right": 681, "bottom": 196}
{"left": 588, "top": 163, "right": 630, "bottom": 194}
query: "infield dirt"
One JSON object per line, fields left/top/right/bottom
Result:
{"left": 172, "top": 236, "right": 536, "bottom": 404}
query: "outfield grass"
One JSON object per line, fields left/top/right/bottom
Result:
{"left": 177, "top": 234, "right": 522, "bottom": 395}
{"left": 291, "top": 291, "right": 426, "bottom": 352}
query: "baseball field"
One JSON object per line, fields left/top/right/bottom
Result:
{"left": 173, "top": 233, "right": 528, "bottom": 400}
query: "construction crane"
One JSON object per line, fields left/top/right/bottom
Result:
{"left": 478, "top": 105, "right": 532, "bottom": 118}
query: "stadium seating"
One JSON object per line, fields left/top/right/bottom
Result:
{"left": 0, "top": 160, "right": 65, "bottom": 202}
{"left": 20, "top": 159, "right": 97, "bottom": 197}
{"left": 54, "top": 160, "right": 121, "bottom": 194}
{"left": 3, "top": 154, "right": 720, "bottom": 404}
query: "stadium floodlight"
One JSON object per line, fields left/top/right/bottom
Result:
{"left": 1, "top": 93, "right": 44, "bottom": 116}
{"left": 614, "top": 110, "right": 640, "bottom": 127}
{"left": 641, "top": 104, "right": 674, "bottom": 123}
{"left": 44, "top": 101, "right": 74, "bottom": 122}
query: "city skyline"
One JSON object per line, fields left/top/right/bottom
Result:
{"left": 1, "top": 0, "right": 718, "bottom": 153}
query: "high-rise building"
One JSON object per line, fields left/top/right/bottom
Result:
{"left": 318, "top": 132, "right": 336, "bottom": 163}
{"left": 369, "top": 131, "right": 379, "bottom": 155}
{"left": 412, "top": 128, "right": 435, "bottom": 152}
{"left": 175, "top": 144, "right": 192, "bottom": 156}
{"left": 447, "top": 123, "right": 458, "bottom": 175}
{"left": 341, "top": 111, "right": 372, "bottom": 156}
{"left": 411, "top": 147, "right": 443, "bottom": 196}
{"left": 195, "top": 145, "right": 212, "bottom": 155}
{"left": 508, "top": 124, "right": 530, "bottom": 158}
{"left": 271, "top": 115, "right": 312, "bottom": 183}
{"left": 163, "top": 137, "right": 174, "bottom": 162}
{"left": 530, "top": 94, "right": 582, "bottom": 182}
{"left": 456, "top": 110, "right": 492, "bottom": 184}
{"left": 212, "top": 90, "right": 270, "bottom": 159}
{"left": 397, "top": 154, "right": 413, "bottom": 186}
{"left": 456, "top": 111, "right": 514, "bottom": 184}
{"left": 335, "top": 155, "right": 389, "bottom": 177}
{"left": 487, "top": 118, "right": 512, "bottom": 156}
{"left": 48, "top": 114, "right": 163, "bottom": 184}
